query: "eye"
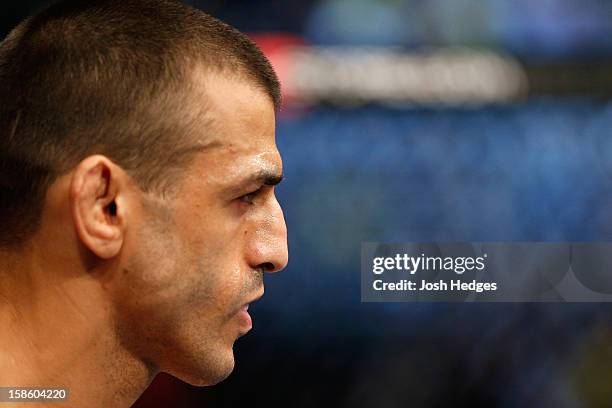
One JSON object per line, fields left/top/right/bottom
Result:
{"left": 239, "top": 187, "right": 262, "bottom": 205}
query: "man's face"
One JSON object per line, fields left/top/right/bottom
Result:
{"left": 112, "top": 72, "right": 288, "bottom": 386}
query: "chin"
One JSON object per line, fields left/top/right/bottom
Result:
{"left": 170, "top": 347, "right": 236, "bottom": 387}
{"left": 183, "top": 364, "right": 235, "bottom": 387}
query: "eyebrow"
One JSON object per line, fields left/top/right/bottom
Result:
{"left": 222, "top": 168, "right": 283, "bottom": 197}
{"left": 248, "top": 169, "right": 284, "bottom": 187}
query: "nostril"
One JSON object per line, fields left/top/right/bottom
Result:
{"left": 259, "top": 262, "right": 275, "bottom": 272}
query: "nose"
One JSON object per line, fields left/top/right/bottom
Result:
{"left": 246, "top": 195, "right": 288, "bottom": 274}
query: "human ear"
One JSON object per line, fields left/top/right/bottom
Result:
{"left": 70, "top": 155, "right": 129, "bottom": 259}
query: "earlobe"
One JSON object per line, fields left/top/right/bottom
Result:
{"left": 70, "top": 155, "right": 128, "bottom": 259}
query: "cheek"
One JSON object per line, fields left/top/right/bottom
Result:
{"left": 121, "top": 218, "right": 243, "bottom": 319}
{"left": 120, "top": 197, "right": 252, "bottom": 320}
{"left": 112, "top": 212, "right": 205, "bottom": 313}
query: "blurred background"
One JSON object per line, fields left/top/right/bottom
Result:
{"left": 5, "top": 1, "right": 612, "bottom": 407}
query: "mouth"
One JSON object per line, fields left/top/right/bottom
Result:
{"left": 237, "top": 307, "right": 252, "bottom": 334}
{"left": 236, "top": 291, "right": 264, "bottom": 334}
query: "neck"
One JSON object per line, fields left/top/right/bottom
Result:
{"left": 0, "top": 241, "right": 157, "bottom": 408}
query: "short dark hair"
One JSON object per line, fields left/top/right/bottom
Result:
{"left": 0, "top": 0, "right": 281, "bottom": 247}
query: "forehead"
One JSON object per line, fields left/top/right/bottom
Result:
{"left": 188, "top": 70, "right": 281, "bottom": 182}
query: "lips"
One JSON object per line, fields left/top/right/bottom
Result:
{"left": 235, "top": 291, "right": 263, "bottom": 334}
{"left": 237, "top": 307, "right": 252, "bottom": 332}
